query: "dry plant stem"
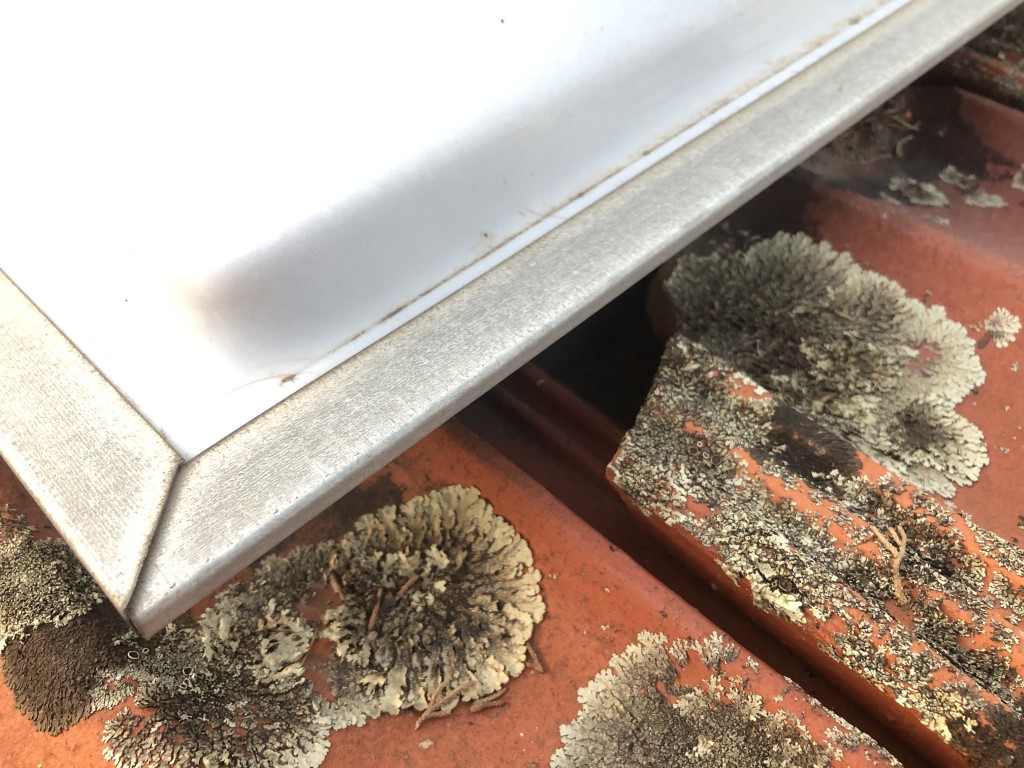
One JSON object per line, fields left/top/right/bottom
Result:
{"left": 870, "top": 524, "right": 910, "bottom": 605}
{"left": 327, "top": 571, "right": 342, "bottom": 596}
{"left": 415, "top": 680, "right": 473, "bottom": 730}
{"left": 367, "top": 586, "right": 384, "bottom": 633}
{"left": 977, "top": 330, "right": 993, "bottom": 349}
{"left": 394, "top": 573, "right": 420, "bottom": 602}
{"left": 469, "top": 688, "right": 507, "bottom": 713}
{"left": 526, "top": 640, "right": 545, "bottom": 673}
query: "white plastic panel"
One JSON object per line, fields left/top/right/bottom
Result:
{"left": 1, "top": 0, "right": 906, "bottom": 459}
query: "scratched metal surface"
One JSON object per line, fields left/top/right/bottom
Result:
{"left": 0, "top": 0, "right": 1016, "bottom": 637}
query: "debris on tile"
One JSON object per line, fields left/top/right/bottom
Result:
{"left": 888, "top": 176, "right": 949, "bottom": 207}
{"left": 664, "top": 231, "right": 987, "bottom": 496}
{"left": 982, "top": 307, "right": 1022, "bottom": 349}
{"left": 803, "top": 96, "right": 919, "bottom": 170}
{"left": 938, "top": 7, "right": 1024, "bottom": 111}
{"left": 551, "top": 631, "right": 899, "bottom": 768}
{"left": 323, "top": 485, "right": 545, "bottom": 717}
{"left": 609, "top": 333, "right": 1024, "bottom": 766}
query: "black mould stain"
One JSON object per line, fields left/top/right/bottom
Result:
{"left": 767, "top": 402, "right": 863, "bottom": 492}
{"left": 331, "top": 473, "right": 406, "bottom": 533}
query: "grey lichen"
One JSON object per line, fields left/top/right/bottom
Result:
{"left": 609, "top": 334, "right": 1024, "bottom": 760}
{"left": 101, "top": 597, "right": 333, "bottom": 768}
{"left": 323, "top": 485, "right": 545, "bottom": 717}
{"left": 665, "top": 231, "right": 988, "bottom": 496}
{"left": 937, "top": 165, "right": 1008, "bottom": 208}
{"left": 964, "top": 189, "right": 1009, "bottom": 208}
{"left": 0, "top": 515, "right": 102, "bottom": 651}
{"left": 2, "top": 478, "right": 545, "bottom": 766}
{"left": 551, "top": 631, "right": 890, "bottom": 767}
{"left": 803, "top": 96, "right": 918, "bottom": 169}
{"left": 888, "top": 176, "right": 949, "bottom": 207}
{"left": 983, "top": 307, "right": 1022, "bottom": 349}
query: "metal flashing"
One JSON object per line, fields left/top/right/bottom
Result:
{"left": 0, "top": 0, "right": 1017, "bottom": 636}
{"left": 0, "top": 272, "right": 180, "bottom": 612}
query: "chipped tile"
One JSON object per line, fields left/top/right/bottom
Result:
{"left": 609, "top": 333, "right": 1024, "bottom": 766}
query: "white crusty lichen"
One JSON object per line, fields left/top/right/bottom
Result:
{"left": 983, "top": 307, "right": 1022, "bottom": 349}
{"left": 0, "top": 516, "right": 102, "bottom": 651}
{"left": 937, "top": 165, "right": 1008, "bottom": 208}
{"left": 939, "top": 164, "right": 977, "bottom": 191}
{"left": 665, "top": 231, "right": 988, "bottom": 496}
{"left": 888, "top": 175, "right": 949, "bottom": 207}
{"left": 323, "top": 485, "right": 545, "bottom": 719}
{"left": 550, "top": 631, "right": 890, "bottom": 768}
{"left": 101, "top": 596, "right": 333, "bottom": 768}
{"left": 1013, "top": 164, "right": 1024, "bottom": 192}
{"left": 964, "top": 189, "right": 1009, "bottom": 208}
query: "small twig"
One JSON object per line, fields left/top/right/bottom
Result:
{"left": 367, "top": 587, "right": 384, "bottom": 633}
{"left": 394, "top": 574, "right": 420, "bottom": 602}
{"left": 327, "top": 571, "right": 343, "bottom": 596}
{"left": 525, "top": 641, "right": 545, "bottom": 673}
{"left": 870, "top": 523, "right": 910, "bottom": 605}
{"left": 894, "top": 134, "right": 915, "bottom": 158}
{"left": 415, "top": 680, "right": 473, "bottom": 729}
{"left": 977, "top": 330, "right": 993, "bottom": 350}
{"left": 469, "top": 688, "right": 507, "bottom": 713}
{"left": 890, "top": 114, "right": 921, "bottom": 132}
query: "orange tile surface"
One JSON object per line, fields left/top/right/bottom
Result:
{"left": 1, "top": 423, "right": 897, "bottom": 767}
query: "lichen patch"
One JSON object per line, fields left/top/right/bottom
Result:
{"left": 609, "top": 333, "right": 1024, "bottom": 764}
{"left": 102, "top": 601, "right": 333, "bottom": 768}
{"left": 1012, "top": 164, "right": 1024, "bottom": 192}
{"left": 323, "top": 485, "right": 545, "bottom": 717}
{"left": 0, "top": 516, "right": 102, "bottom": 652}
{"left": 983, "top": 307, "right": 1022, "bottom": 349}
{"left": 664, "top": 231, "right": 988, "bottom": 496}
{"left": 551, "top": 631, "right": 897, "bottom": 767}
{"left": 0, "top": 482, "right": 544, "bottom": 766}
{"left": 888, "top": 176, "right": 949, "bottom": 207}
